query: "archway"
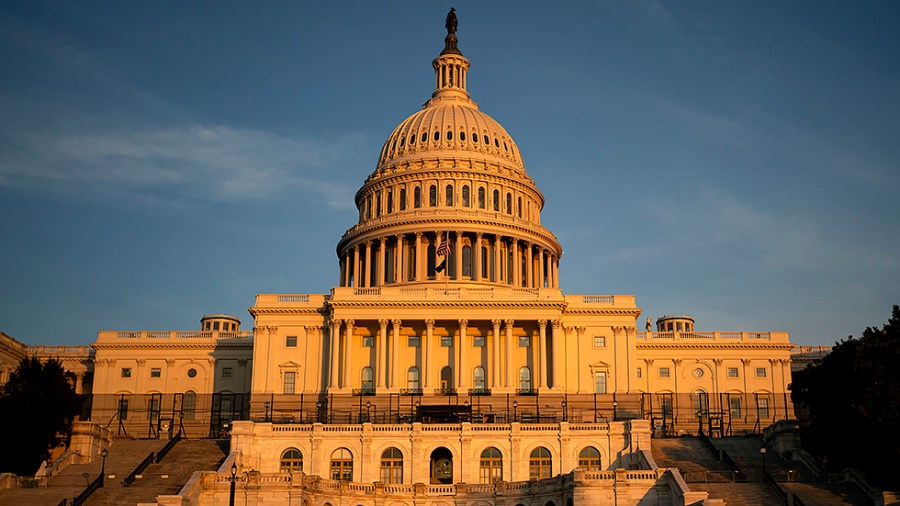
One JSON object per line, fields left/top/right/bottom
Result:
{"left": 430, "top": 447, "right": 453, "bottom": 484}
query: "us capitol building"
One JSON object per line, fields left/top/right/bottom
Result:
{"left": 1, "top": 11, "right": 796, "bottom": 506}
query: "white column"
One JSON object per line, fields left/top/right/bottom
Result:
{"left": 354, "top": 244, "right": 362, "bottom": 288}
{"left": 364, "top": 241, "right": 373, "bottom": 288}
{"left": 343, "top": 320, "right": 355, "bottom": 389}
{"left": 493, "top": 236, "right": 501, "bottom": 282}
{"left": 525, "top": 242, "right": 533, "bottom": 288}
{"left": 474, "top": 232, "right": 483, "bottom": 281}
{"left": 511, "top": 239, "right": 519, "bottom": 286}
{"left": 491, "top": 319, "right": 501, "bottom": 389}
{"left": 504, "top": 319, "right": 514, "bottom": 388}
{"left": 329, "top": 320, "right": 340, "bottom": 389}
{"left": 538, "top": 320, "right": 547, "bottom": 389}
{"left": 391, "top": 319, "right": 402, "bottom": 389}
{"left": 424, "top": 319, "right": 435, "bottom": 389}
{"left": 415, "top": 233, "right": 423, "bottom": 282}
{"left": 378, "top": 319, "right": 388, "bottom": 389}
{"left": 458, "top": 319, "right": 468, "bottom": 390}
{"left": 551, "top": 320, "right": 562, "bottom": 389}
{"left": 378, "top": 239, "right": 386, "bottom": 286}
{"left": 538, "top": 250, "right": 546, "bottom": 288}
{"left": 454, "top": 231, "right": 463, "bottom": 280}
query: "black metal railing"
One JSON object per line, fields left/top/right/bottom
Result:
{"left": 72, "top": 472, "right": 103, "bottom": 506}
{"left": 400, "top": 388, "right": 423, "bottom": 396}
{"left": 762, "top": 469, "right": 789, "bottom": 504}
{"left": 516, "top": 388, "right": 537, "bottom": 396}
{"left": 122, "top": 452, "right": 155, "bottom": 487}
{"left": 434, "top": 388, "right": 458, "bottom": 396}
{"left": 352, "top": 388, "right": 376, "bottom": 396}
{"left": 469, "top": 388, "right": 492, "bottom": 396}
{"left": 155, "top": 431, "right": 182, "bottom": 462}
{"left": 792, "top": 493, "right": 807, "bottom": 506}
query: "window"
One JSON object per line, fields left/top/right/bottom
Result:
{"left": 286, "top": 335, "right": 297, "bottom": 347}
{"left": 330, "top": 448, "right": 353, "bottom": 481}
{"left": 479, "top": 447, "right": 503, "bottom": 483}
{"left": 462, "top": 186, "right": 470, "bottom": 207}
{"left": 421, "top": 132, "right": 428, "bottom": 143}
{"left": 150, "top": 368, "right": 161, "bottom": 378}
{"left": 440, "top": 366, "right": 453, "bottom": 392}
{"left": 593, "top": 336, "right": 606, "bottom": 348}
{"left": 727, "top": 367, "right": 739, "bottom": 378}
{"left": 407, "top": 335, "right": 420, "bottom": 347}
{"left": 118, "top": 397, "right": 129, "bottom": 420}
{"left": 659, "top": 367, "right": 670, "bottom": 378}
{"left": 440, "top": 335, "right": 452, "bottom": 347}
{"left": 280, "top": 448, "right": 303, "bottom": 473}
{"left": 492, "top": 189, "right": 500, "bottom": 211}
{"left": 693, "top": 391, "right": 709, "bottom": 417}
{"left": 473, "top": 335, "right": 485, "bottom": 347}
{"left": 414, "top": 187, "right": 421, "bottom": 208}
{"left": 121, "top": 368, "right": 132, "bottom": 378}
{"left": 361, "top": 367, "right": 374, "bottom": 392}
{"left": 517, "top": 196, "right": 522, "bottom": 218}
{"left": 462, "top": 245, "right": 472, "bottom": 277}
{"left": 478, "top": 187, "right": 485, "bottom": 209}
{"left": 222, "top": 367, "right": 233, "bottom": 379}
{"left": 594, "top": 371, "right": 607, "bottom": 394}
{"left": 529, "top": 447, "right": 552, "bottom": 479}
{"left": 518, "top": 335, "right": 530, "bottom": 347}
{"left": 660, "top": 395, "right": 673, "bottom": 419}
{"left": 399, "top": 188, "right": 407, "bottom": 211}
{"left": 380, "top": 448, "right": 403, "bottom": 484}
{"left": 148, "top": 396, "right": 160, "bottom": 420}
{"left": 460, "top": 131, "right": 466, "bottom": 141}
{"left": 757, "top": 396, "right": 770, "bottom": 419}
{"left": 578, "top": 447, "right": 601, "bottom": 471}
{"left": 363, "top": 335, "right": 375, "bottom": 347}
{"left": 506, "top": 193, "right": 512, "bottom": 214}
{"left": 284, "top": 371, "right": 296, "bottom": 394}
{"left": 473, "top": 366, "right": 486, "bottom": 391}
{"left": 214, "top": 321, "right": 220, "bottom": 331}
{"left": 445, "top": 184, "right": 454, "bottom": 206}
{"left": 183, "top": 391, "right": 196, "bottom": 420}
{"left": 387, "top": 190, "right": 393, "bottom": 213}
{"left": 434, "top": 131, "right": 440, "bottom": 141}
{"left": 376, "top": 193, "right": 381, "bottom": 217}
{"left": 518, "top": 367, "right": 532, "bottom": 392}
{"left": 729, "top": 397, "right": 742, "bottom": 419}
{"left": 429, "top": 185, "right": 437, "bottom": 207}
{"left": 755, "top": 367, "right": 767, "bottom": 378}
{"left": 187, "top": 368, "right": 197, "bottom": 378}
{"left": 407, "top": 367, "right": 420, "bottom": 390}
{"left": 636, "top": 367, "right": 642, "bottom": 378}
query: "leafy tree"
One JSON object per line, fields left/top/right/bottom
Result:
{"left": 0, "top": 357, "right": 82, "bottom": 475}
{"left": 791, "top": 305, "right": 900, "bottom": 488}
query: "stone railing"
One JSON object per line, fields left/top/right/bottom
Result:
{"left": 26, "top": 345, "right": 94, "bottom": 358}
{"left": 636, "top": 331, "right": 790, "bottom": 343}
{"left": 99, "top": 330, "right": 254, "bottom": 340}
{"left": 330, "top": 286, "right": 564, "bottom": 302}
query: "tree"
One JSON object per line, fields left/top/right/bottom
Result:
{"left": 0, "top": 357, "right": 82, "bottom": 475}
{"left": 791, "top": 305, "right": 900, "bottom": 488}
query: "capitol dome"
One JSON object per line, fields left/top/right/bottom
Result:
{"left": 336, "top": 14, "right": 561, "bottom": 291}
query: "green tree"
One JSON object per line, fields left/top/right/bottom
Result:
{"left": 0, "top": 357, "right": 82, "bottom": 475}
{"left": 792, "top": 305, "right": 900, "bottom": 488}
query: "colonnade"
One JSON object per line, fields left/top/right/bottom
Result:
{"left": 327, "top": 318, "right": 565, "bottom": 394}
{"left": 339, "top": 232, "right": 560, "bottom": 289}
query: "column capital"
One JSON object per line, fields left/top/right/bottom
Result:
{"left": 454, "top": 230, "right": 463, "bottom": 238}
{"left": 551, "top": 319, "right": 562, "bottom": 329}
{"left": 491, "top": 319, "right": 502, "bottom": 328}
{"left": 611, "top": 326, "right": 624, "bottom": 335}
{"left": 575, "top": 326, "right": 586, "bottom": 336}
{"left": 741, "top": 358, "right": 752, "bottom": 365}
{"left": 391, "top": 319, "right": 402, "bottom": 329}
{"left": 415, "top": 231, "right": 423, "bottom": 238}
{"left": 673, "top": 359, "right": 683, "bottom": 366}
{"left": 713, "top": 359, "right": 724, "bottom": 366}
{"left": 624, "top": 326, "right": 636, "bottom": 337}
{"left": 643, "top": 358, "right": 654, "bottom": 366}
{"left": 458, "top": 319, "right": 468, "bottom": 330}
{"left": 503, "top": 319, "right": 515, "bottom": 329}
{"left": 538, "top": 320, "right": 547, "bottom": 330}
{"left": 345, "top": 319, "right": 355, "bottom": 329}
{"left": 165, "top": 359, "right": 176, "bottom": 366}
{"left": 379, "top": 319, "right": 389, "bottom": 330}
{"left": 425, "top": 319, "right": 435, "bottom": 329}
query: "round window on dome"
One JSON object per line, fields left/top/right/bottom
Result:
{"left": 421, "top": 132, "right": 427, "bottom": 143}
{"left": 460, "top": 131, "right": 466, "bottom": 141}
{"left": 434, "top": 131, "right": 440, "bottom": 141}
{"left": 472, "top": 132, "right": 478, "bottom": 143}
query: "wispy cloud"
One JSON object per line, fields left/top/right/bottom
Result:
{"left": 0, "top": 123, "right": 363, "bottom": 209}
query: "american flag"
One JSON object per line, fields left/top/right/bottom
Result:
{"left": 436, "top": 234, "right": 451, "bottom": 257}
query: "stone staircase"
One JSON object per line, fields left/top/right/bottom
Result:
{"left": 0, "top": 438, "right": 164, "bottom": 506}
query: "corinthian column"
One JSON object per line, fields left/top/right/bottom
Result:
{"left": 414, "top": 233, "right": 423, "bottom": 282}
{"left": 511, "top": 239, "right": 520, "bottom": 287}
{"left": 364, "top": 241, "right": 373, "bottom": 288}
{"left": 378, "top": 319, "right": 388, "bottom": 389}
{"left": 458, "top": 319, "right": 468, "bottom": 390}
{"left": 474, "top": 232, "right": 483, "bottom": 281}
{"left": 525, "top": 242, "right": 533, "bottom": 288}
{"left": 538, "top": 320, "right": 547, "bottom": 389}
{"left": 551, "top": 320, "right": 562, "bottom": 389}
{"left": 424, "top": 319, "right": 435, "bottom": 389}
{"left": 491, "top": 319, "right": 501, "bottom": 388}
{"left": 330, "top": 320, "right": 341, "bottom": 389}
{"left": 504, "top": 319, "right": 514, "bottom": 388}
{"left": 343, "top": 319, "right": 355, "bottom": 389}
{"left": 454, "top": 231, "right": 463, "bottom": 280}
{"left": 390, "top": 319, "right": 402, "bottom": 388}
{"left": 378, "top": 239, "right": 386, "bottom": 286}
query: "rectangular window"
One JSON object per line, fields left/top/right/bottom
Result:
{"left": 285, "top": 335, "right": 297, "bottom": 347}
{"left": 593, "top": 336, "right": 606, "bottom": 348}
{"left": 121, "top": 368, "right": 132, "bottom": 378}
{"left": 118, "top": 398, "right": 129, "bottom": 420}
{"left": 518, "top": 335, "right": 530, "bottom": 347}
{"left": 222, "top": 367, "right": 234, "bottom": 379}
{"left": 440, "top": 335, "right": 452, "bottom": 347}
{"left": 660, "top": 396, "right": 673, "bottom": 418}
{"left": 150, "top": 368, "right": 161, "bottom": 378}
{"left": 594, "top": 371, "right": 607, "bottom": 394}
{"left": 148, "top": 396, "right": 160, "bottom": 420}
{"left": 473, "top": 335, "right": 485, "bottom": 347}
{"left": 727, "top": 367, "right": 739, "bottom": 378}
{"left": 758, "top": 396, "right": 770, "bottom": 419}
{"left": 363, "top": 336, "right": 375, "bottom": 347}
{"left": 408, "top": 335, "right": 420, "bottom": 347}
{"left": 730, "top": 397, "right": 742, "bottom": 419}
{"left": 755, "top": 367, "right": 767, "bottom": 378}
{"left": 659, "top": 367, "right": 670, "bottom": 378}
{"left": 636, "top": 367, "right": 642, "bottom": 378}
{"left": 284, "top": 371, "right": 296, "bottom": 395}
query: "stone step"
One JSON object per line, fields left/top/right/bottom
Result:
{"left": 783, "top": 481, "right": 873, "bottom": 506}
{"left": 691, "top": 482, "right": 784, "bottom": 505}
{"left": 651, "top": 437, "right": 732, "bottom": 474}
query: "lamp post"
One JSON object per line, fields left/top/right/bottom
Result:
{"left": 561, "top": 400, "right": 567, "bottom": 422}
{"left": 513, "top": 401, "right": 518, "bottom": 422}
{"left": 264, "top": 401, "right": 270, "bottom": 422}
{"left": 612, "top": 400, "right": 618, "bottom": 422}
{"left": 760, "top": 447, "right": 767, "bottom": 475}
{"left": 100, "top": 448, "right": 108, "bottom": 486}
{"left": 229, "top": 462, "right": 237, "bottom": 506}
{"left": 366, "top": 401, "right": 372, "bottom": 423}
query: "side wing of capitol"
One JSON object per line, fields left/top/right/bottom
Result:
{"left": 2, "top": 12, "right": 796, "bottom": 506}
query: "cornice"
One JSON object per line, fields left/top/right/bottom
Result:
{"left": 563, "top": 308, "right": 643, "bottom": 317}
{"left": 248, "top": 307, "right": 328, "bottom": 317}
{"left": 327, "top": 300, "right": 567, "bottom": 310}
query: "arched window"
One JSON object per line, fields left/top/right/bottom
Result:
{"left": 407, "top": 367, "right": 420, "bottom": 390}
{"left": 462, "top": 245, "right": 472, "bottom": 277}
{"left": 399, "top": 188, "right": 407, "bottom": 211}
{"left": 380, "top": 448, "right": 403, "bottom": 484}
{"left": 183, "top": 391, "right": 196, "bottom": 420}
{"left": 361, "top": 367, "right": 374, "bottom": 392}
{"left": 421, "top": 132, "right": 428, "bottom": 143}
{"left": 429, "top": 185, "right": 437, "bottom": 207}
{"left": 414, "top": 187, "right": 422, "bottom": 208}
{"left": 387, "top": 190, "right": 393, "bottom": 214}
{"left": 473, "top": 366, "right": 486, "bottom": 392}
{"left": 375, "top": 192, "right": 382, "bottom": 217}
{"left": 578, "top": 447, "right": 601, "bottom": 471}
{"left": 462, "top": 186, "right": 470, "bottom": 207}
{"left": 445, "top": 184, "right": 454, "bottom": 206}
{"left": 693, "top": 389, "right": 709, "bottom": 418}
{"left": 529, "top": 447, "right": 552, "bottom": 479}
{"left": 479, "top": 447, "right": 503, "bottom": 483}
{"left": 280, "top": 448, "right": 303, "bottom": 473}
{"left": 517, "top": 196, "right": 522, "bottom": 218}
{"left": 366, "top": 195, "right": 372, "bottom": 219}
{"left": 506, "top": 193, "right": 512, "bottom": 214}
{"left": 492, "top": 190, "right": 500, "bottom": 211}
{"left": 330, "top": 448, "right": 353, "bottom": 481}
{"left": 440, "top": 366, "right": 453, "bottom": 393}
{"left": 519, "top": 367, "right": 532, "bottom": 392}
{"left": 481, "top": 245, "right": 489, "bottom": 279}
{"left": 478, "top": 187, "right": 486, "bottom": 209}
{"left": 427, "top": 243, "right": 436, "bottom": 278}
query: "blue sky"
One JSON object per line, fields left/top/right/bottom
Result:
{"left": 1, "top": 1, "right": 898, "bottom": 346}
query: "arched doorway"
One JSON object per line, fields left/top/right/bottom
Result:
{"left": 430, "top": 447, "right": 453, "bottom": 484}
